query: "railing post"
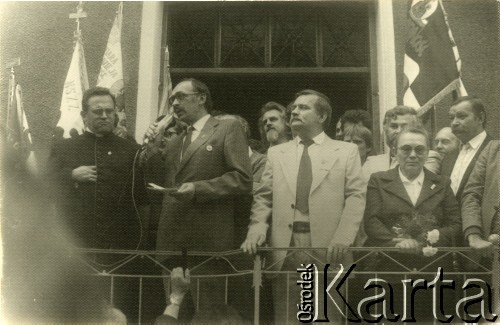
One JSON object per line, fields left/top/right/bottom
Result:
{"left": 253, "top": 254, "right": 262, "bottom": 325}
{"left": 490, "top": 235, "right": 500, "bottom": 314}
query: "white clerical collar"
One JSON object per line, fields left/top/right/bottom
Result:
{"left": 85, "top": 127, "right": 105, "bottom": 137}
{"left": 398, "top": 168, "right": 425, "bottom": 185}
{"left": 467, "top": 130, "right": 487, "bottom": 150}
{"left": 295, "top": 131, "right": 326, "bottom": 146}
{"left": 191, "top": 114, "right": 210, "bottom": 132}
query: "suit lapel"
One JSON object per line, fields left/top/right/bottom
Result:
{"left": 415, "top": 169, "right": 444, "bottom": 208}
{"left": 457, "top": 135, "right": 491, "bottom": 196}
{"left": 177, "top": 117, "right": 217, "bottom": 174}
{"left": 381, "top": 168, "right": 414, "bottom": 206}
{"left": 310, "top": 138, "right": 338, "bottom": 194}
{"left": 278, "top": 141, "right": 298, "bottom": 198}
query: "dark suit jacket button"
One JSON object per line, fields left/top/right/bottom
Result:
{"left": 291, "top": 204, "right": 295, "bottom": 209}
{"left": 288, "top": 224, "right": 293, "bottom": 229}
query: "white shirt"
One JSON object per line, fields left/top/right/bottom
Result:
{"left": 294, "top": 132, "right": 326, "bottom": 163}
{"left": 180, "top": 114, "right": 210, "bottom": 161}
{"left": 190, "top": 114, "right": 211, "bottom": 142}
{"left": 398, "top": 168, "right": 424, "bottom": 206}
{"left": 450, "top": 130, "right": 487, "bottom": 194}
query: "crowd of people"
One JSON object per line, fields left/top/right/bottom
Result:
{"left": 38, "top": 79, "right": 499, "bottom": 323}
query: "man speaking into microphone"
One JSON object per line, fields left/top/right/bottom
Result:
{"left": 143, "top": 78, "right": 252, "bottom": 309}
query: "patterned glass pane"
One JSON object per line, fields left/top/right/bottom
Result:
{"left": 169, "top": 6, "right": 216, "bottom": 68}
{"left": 321, "top": 5, "right": 369, "bottom": 67}
{"left": 220, "top": 9, "right": 266, "bottom": 67}
{"left": 271, "top": 10, "right": 317, "bottom": 67}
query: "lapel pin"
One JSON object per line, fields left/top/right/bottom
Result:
{"left": 430, "top": 184, "right": 436, "bottom": 190}
{"left": 206, "top": 145, "right": 213, "bottom": 151}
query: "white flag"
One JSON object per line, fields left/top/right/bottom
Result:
{"left": 97, "top": 2, "right": 127, "bottom": 138}
{"left": 16, "top": 84, "right": 38, "bottom": 175}
{"left": 57, "top": 37, "right": 89, "bottom": 138}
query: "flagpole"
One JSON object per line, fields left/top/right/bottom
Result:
{"left": 57, "top": 2, "right": 88, "bottom": 137}
{"left": 69, "top": 2, "right": 87, "bottom": 42}
{"left": 5, "top": 58, "right": 20, "bottom": 133}
{"left": 159, "top": 46, "right": 172, "bottom": 116}
{"left": 430, "top": 105, "right": 436, "bottom": 140}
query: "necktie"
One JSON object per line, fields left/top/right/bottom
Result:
{"left": 295, "top": 139, "right": 314, "bottom": 214}
{"left": 180, "top": 126, "right": 193, "bottom": 161}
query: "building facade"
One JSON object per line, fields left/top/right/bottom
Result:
{"left": 0, "top": 0, "right": 498, "bottom": 165}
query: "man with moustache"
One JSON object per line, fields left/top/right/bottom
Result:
{"left": 434, "top": 126, "right": 461, "bottom": 157}
{"left": 144, "top": 78, "right": 252, "bottom": 310}
{"left": 258, "top": 101, "right": 292, "bottom": 150}
{"left": 242, "top": 89, "right": 365, "bottom": 324}
{"left": 441, "top": 96, "right": 492, "bottom": 200}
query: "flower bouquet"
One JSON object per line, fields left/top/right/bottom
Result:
{"left": 391, "top": 211, "right": 440, "bottom": 257}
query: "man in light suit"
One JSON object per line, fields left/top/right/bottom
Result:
{"left": 461, "top": 140, "right": 499, "bottom": 256}
{"left": 145, "top": 78, "right": 252, "bottom": 309}
{"left": 242, "top": 89, "right": 366, "bottom": 324}
{"left": 365, "top": 106, "right": 441, "bottom": 176}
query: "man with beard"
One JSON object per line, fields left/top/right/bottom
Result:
{"left": 258, "top": 101, "right": 292, "bottom": 150}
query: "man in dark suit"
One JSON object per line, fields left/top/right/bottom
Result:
{"left": 441, "top": 96, "right": 492, "bottom": 200}
{"left": 144, "top": 78, "right": 252, "bottom": 309}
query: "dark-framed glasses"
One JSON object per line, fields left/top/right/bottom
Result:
{"left": 398, "top": 145, "right": 428, "bottom": 155}
{"left": 168, "top": 92, "right": 199, "bottom": 105}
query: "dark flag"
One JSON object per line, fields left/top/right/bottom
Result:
{"left": 403, "top": 0, "right": 466, "bottom": 115}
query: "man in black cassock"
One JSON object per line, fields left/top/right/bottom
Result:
{"left": 47, "top": 87, "right": 150, "bottom": 321}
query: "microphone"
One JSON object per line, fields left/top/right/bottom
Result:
{"left": 143, "top": 113, "right": 175, "bottom": 145}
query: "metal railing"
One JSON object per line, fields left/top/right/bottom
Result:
{"left": 73, "top": 246, "right": 500, "bottom": 324}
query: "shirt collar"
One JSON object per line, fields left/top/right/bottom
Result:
{"left": 295, "top": 131, "right": 326, "bottom": 146}
{"left": 467, "top": 130, "right": 487, "bottom": 150}
{"left": 398, "top": 167, "right": 425, "bottom": 185}
{"left": 191, "top": 114, "right": 210, "bottom": 132}
{"left": 85, "top": 127, "right": 106, "bottom": 137}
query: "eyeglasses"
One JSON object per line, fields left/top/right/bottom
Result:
{"left": 168, "top": 92, "right": 199, "bottom": 105}
{"left": 398, "top": 145, "right": 428, "bottom": 156}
